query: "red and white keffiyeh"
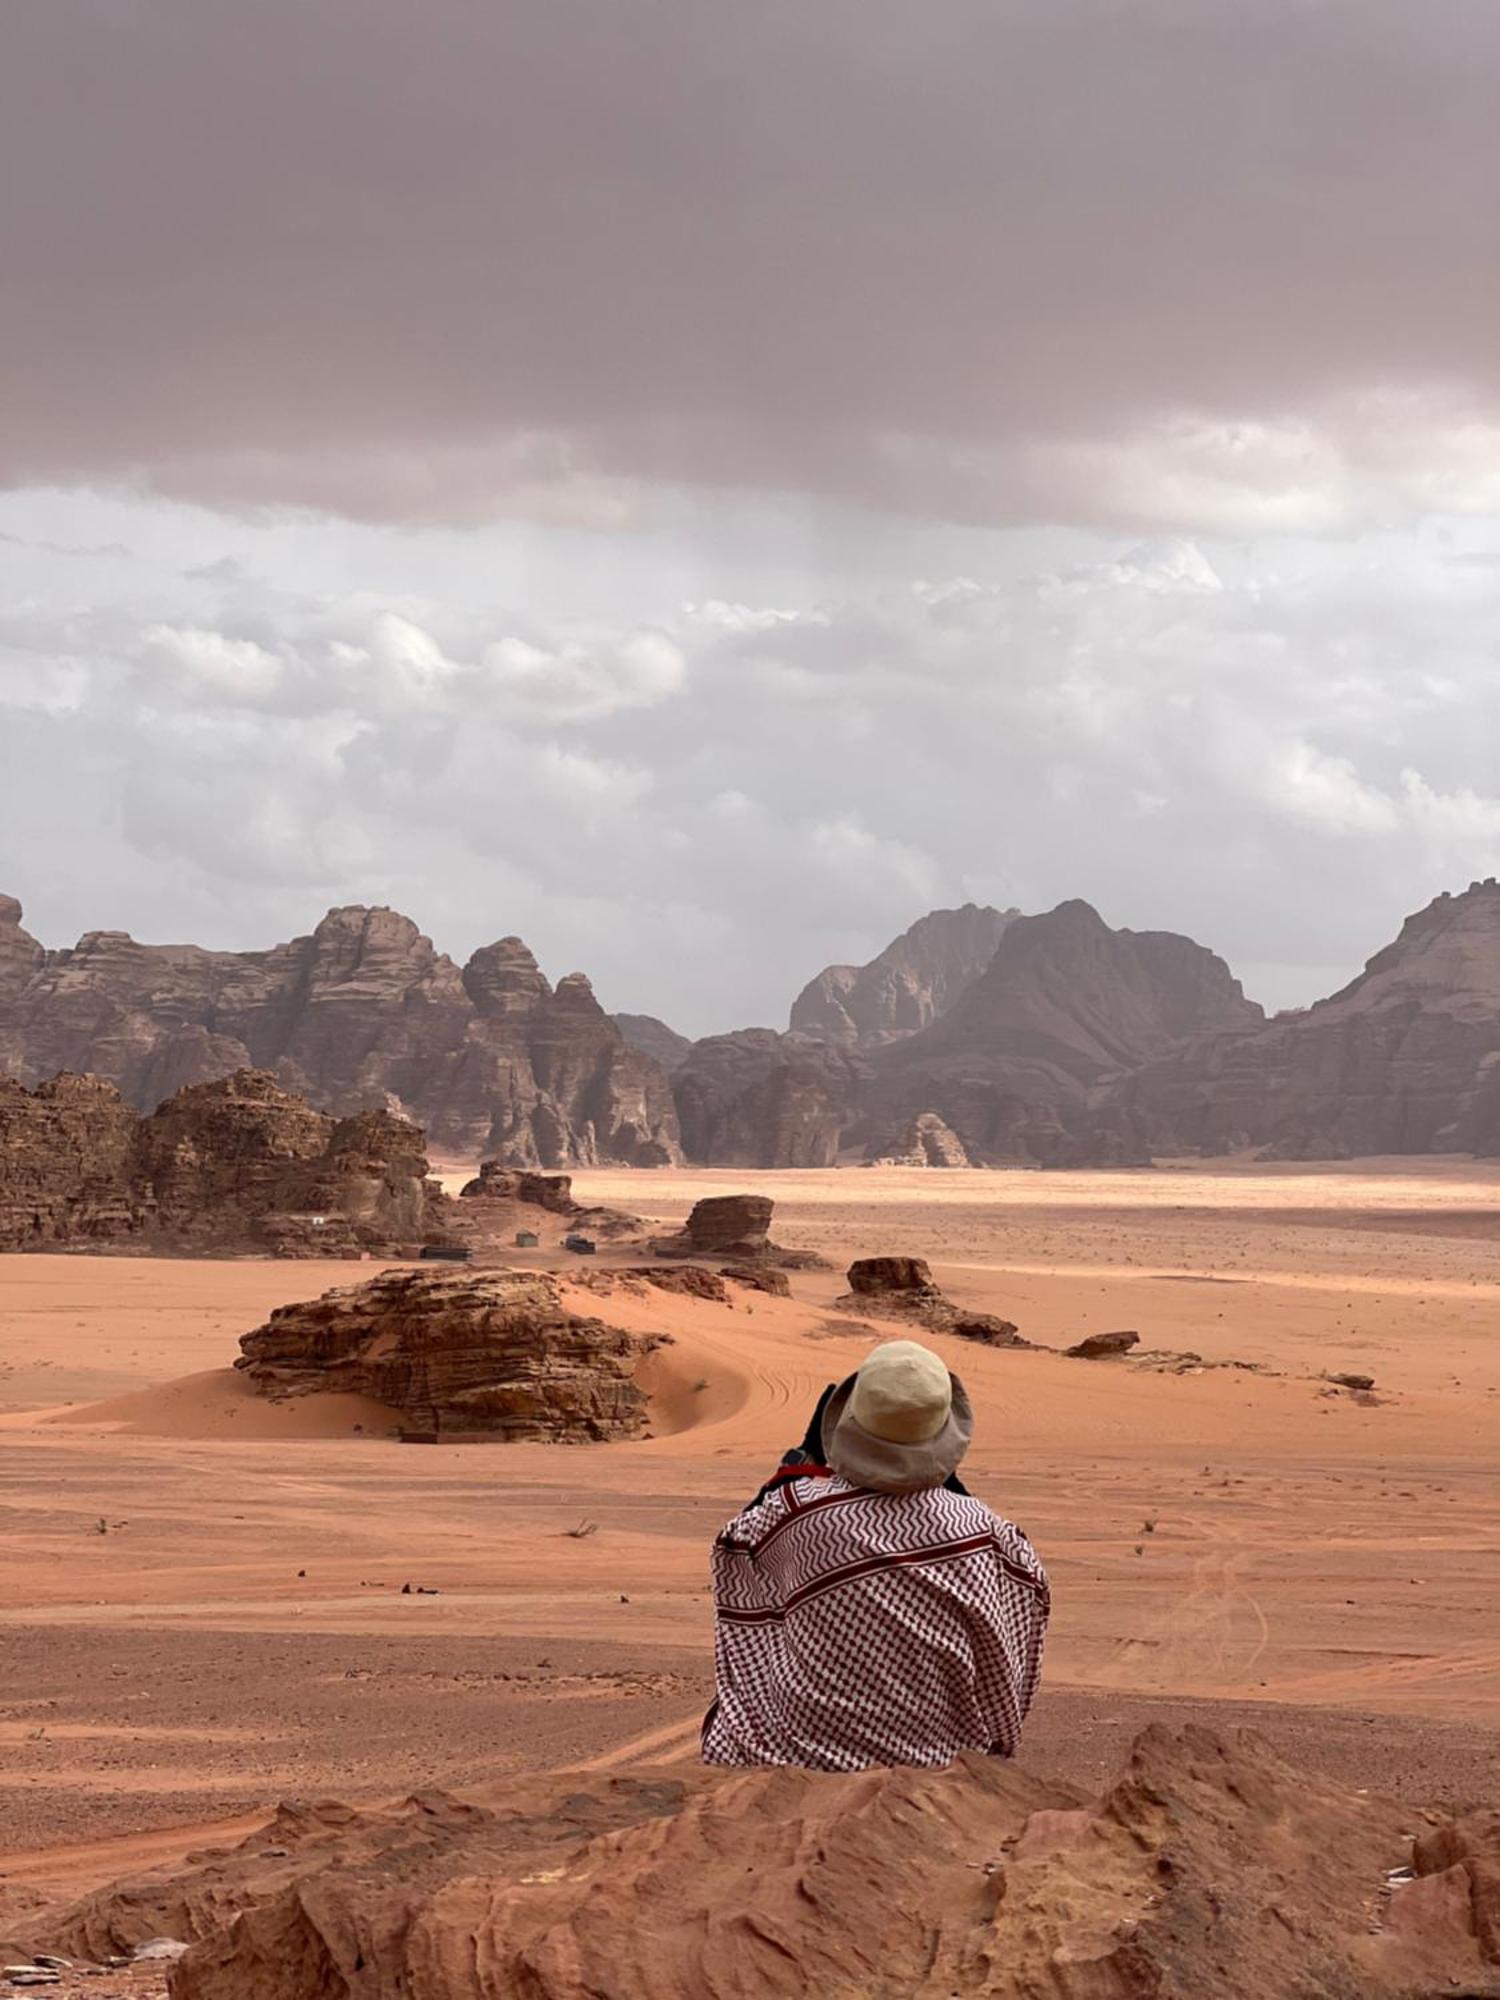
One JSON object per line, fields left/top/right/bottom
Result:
{"left": 702, "top": 1472, "right": 1049, "bottom": 1771}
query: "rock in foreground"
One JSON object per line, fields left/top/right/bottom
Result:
{"left": 236, "top": 1268, "right": 660, "bottom": 1439}
{"left": 25, "top": 1725, "right": 1500, "bottom": 2000}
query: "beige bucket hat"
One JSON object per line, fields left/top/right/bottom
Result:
{"left": 821, "top": 1339, "right": 973, "bottom": 1493}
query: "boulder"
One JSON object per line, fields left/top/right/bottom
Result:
{"left": 1066, "top": 1330, "right": 1140, "bottom": 1359}
{"left": 720, "top": 1264, "right": 791, "bottom": 1297}
{"left": 837, "top": 1258, "right": 1026, "bottom": 1346}
{"left": 649, "top": 1193, "right": 825, "bottom": 1272}
{"left": 235, "top": 1268, "right": 660, "bottom": 1439}
{"left": 662, "top": 1194, "right": 771, "bottom": 1258}
{"left": 844, "top": 1255, "right": 941, "bottom": 1300}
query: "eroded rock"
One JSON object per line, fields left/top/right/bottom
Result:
{"left": 21, "top": 1726, "right": 1492, "bottom": 2000}
{"left": 1066, "top": 1329, "right": 1140, "bottom": 1359}
{"left": 0, "top": 896, "right": 682, "bottom": 1170}
{"left": 235, "top": 1267, "right": 660, "bottom": 1438}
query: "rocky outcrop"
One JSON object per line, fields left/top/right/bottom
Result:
{"left": 456, "top": 1164, "right": 582, "bottom": 1213}
{"left": 0, "top": 895, "right": 45, "bottom": 1008}
{"left": 450, "top": 1162, "right": 642, "bottom": 1246}
{"left": 648, "top": 1193, "right": 824, "bottom": 1269}
{"left": 236, "top": 1268, "right": 659, "bottom": 1438}
{"left": 0, "top": 1067, "right": 438, "bottom": 1255}
{"left": 1113, "top": 881, "right": 1500, "bottom": 1160}
{"left": 0, "top": 1073, "right": 141, "bottom": 1250}
{"left": 1066, "top": 1329, "right": 1140, "bottom": 1359}
{"left": 612, "top": 1013, "right": 692, "bottom": 1072}
{"left": 26, "top": 1725, "right": 1496, "bottom": 2000}
{"left": 844, "top": 1254, "right": 943, "bottom": 1302}
{"left": 0, "top": 896, "right": 681, "bottom": 1169}
{"left": 670, "top": 1029, "right": 867, "bottom": 1167}
{"left": 865, "top": 1111, "right": 971, "bottom": 1166}
{"left": 789, "top": 903, "right": 1018, "bottom": 1048}
{"left": 864, "top": 899, "right": 1262, "bottom": 1166}
{"left": 837, "top": 1257, "right": 1027, "bottom": 1346}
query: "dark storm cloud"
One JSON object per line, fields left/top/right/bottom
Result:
{"left": 6, "top": 1, "right": 1500, "bottom": 526}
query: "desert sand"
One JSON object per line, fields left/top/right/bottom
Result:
{"left": 5, "top": 1159, "right": 1500, "bottom": 1908}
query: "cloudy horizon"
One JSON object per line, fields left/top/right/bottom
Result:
{"left": 6, "top": 2, "right": 1500, "bottom": 1035}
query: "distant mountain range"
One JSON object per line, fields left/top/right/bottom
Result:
{"left": 7, "top": 881, "right": 1500, "bottom": 1166}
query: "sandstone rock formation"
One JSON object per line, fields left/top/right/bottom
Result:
{"left": 611, "top": 1012, "right": 692, "bottom": 1072}
{"left": 844, "top": 1253, "right": 943, "bottom": 1301}
{"left": 864, "top": 898, "right": 1262, "bottom": 1165}
{"left": 1066, "top": 1328, "right": 1140, "bottom": 1359}
{"left": 837, "top": 1257, "right": 1027, "bottom": 1346}
{"left": 669, "top": 1029, "right": 867, "bottom": 1167}
{"left": 649, "top": 1193, "right": 824, "bottom": 1269}
{"left": 789, "top": 903, "right": 1018, "bottom": 1048}
{"left": 0, "top": 895, "right": 45, "bottom": 1007}
{"left": 1113, "top": 880, "right": 1500, "bottom": 1160}
{"left": 0, "top": 896, "right": 681, "bottom": 1169}
{"left": 0, "top": 1073, "right": 141, "bottom": 1250}
{"left": 25, "top": 1725, "right": 1500, "bottom": 2000}
{"left": 449, "top": 1162, "right": 641, "bottom": 1245}
{"left": 236, "top": 1268, "right": 659, "bottom": 1438}
{"left": 865, "top": 1111, "right": 971, "bottom": 1166}
{"left": 456, "top": 1163, "right": 581, "bottom": 1212}
{"left": 0, "top": 1068, "right": 437, "bottom": 1255}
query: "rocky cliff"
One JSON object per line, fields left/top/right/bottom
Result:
{"left": 236, "top": 1267, "right": 659, "bottom": 1438}
{"left": 788, "top": 902, "right": 1017, "bottom": 1047}
{"left": 864, "top": 899, "right": 1262, "bottom": 1164}
{"left": 0, "top": 897, "right": 680, "bottom": 1169}
{"left": 0, "top": 1067, "right": 438, "bottom": 1254}
{"left": 612, "top": 1012, "right": 692, "bottom": 1071}
{"left": 1114, "top": 880, "right": 1500, "bottom": 1158}
{"left": 669, "top": 1030, "right": 868, "bottom": 1167}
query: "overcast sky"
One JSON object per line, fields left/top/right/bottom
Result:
{"left": 5, "top": 1, "right": 1500, "bottom": 1034}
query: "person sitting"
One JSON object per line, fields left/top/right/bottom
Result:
{"left": 702, "top": 1339, "right": 1048, "bottom": 1771}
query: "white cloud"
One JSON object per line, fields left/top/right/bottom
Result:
{"left": 9, "top": 498, "right": 1500, "bottom": 1030}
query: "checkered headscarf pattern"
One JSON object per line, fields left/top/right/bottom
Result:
{"left": 702, "top": 1474, "right": 1049, "bottom": 1771}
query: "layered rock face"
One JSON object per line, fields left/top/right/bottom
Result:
{"left": 864, "top": 899, "right": 1262, "bottom": 1165}
{"left": 651, "top": 1193, "right": 774, "bottom": 1261}
{"left": 0, "top": 897, "right": 680, "bottom": 1169}
{"left": 29, "top": 1724, "right": 1498, "bottom": 2000}
{"left": 670, "top": 1029, "right": 867, "bottom": 1167}
{"left": 236, "top": 1268, "right": 657, "bottom": 1438}
{"left": 0, "top": 895, "right": 45, "bottom": 1008}
{"left": 611, "top": 1012, "right": 692, "bottom": 1072}
{"left": 0, "top": 1067, "right": 436, "bottom": 1254}
{"left": 789, "top": 902, "right": 1018, "bottom": 1048}
{"left": 0, "top": 1073, "right": 141, "bottom": 1249}
{"left": 1114, "top": 881, "right": 1500, "bottom": 1159}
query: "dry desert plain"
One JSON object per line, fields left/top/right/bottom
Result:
{"left": 4, "top": 1158, "right": 1500, "bottom": 1917}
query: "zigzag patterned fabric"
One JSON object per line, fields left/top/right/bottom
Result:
{"left": 703, "top": 1473, "right": 1049, "bottom": 1770}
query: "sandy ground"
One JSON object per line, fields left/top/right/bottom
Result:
{"left": 5, "top": 1158, "right": 1500, "bottom": 1899}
